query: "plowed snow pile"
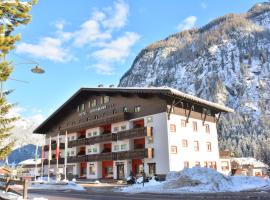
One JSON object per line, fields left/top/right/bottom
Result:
{"left": 121, "top": 167, "right": 270, "bottom": 193}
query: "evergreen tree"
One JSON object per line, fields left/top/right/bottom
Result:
{"left": 0, "top": 0, "right": 37, "bottom": 159}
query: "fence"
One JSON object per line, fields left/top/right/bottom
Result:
{"left": 0, "top": 177, "right": 28, "bottom": 199}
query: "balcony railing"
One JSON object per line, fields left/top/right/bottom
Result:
{"left": 44, "top": 143, "right": 65, "bottom": 151}
{"left": 43, "top": 158, "right": 65, "bottom": 165}
{"left": 116, "top": 148, "right": 153, "bottom": 160}
{"left": 68, "top": 127, "right": 152, "bottom": 148}
{"left": 85, "top": 133, "right": 117, "bottom": 145}
{"left": 117, "top": 127, "right": 153, "bottom": 140}
{"left": 87, "top": 152, "right": 116, "bottom": 162}
{"left": 43, "top": 148, "right": 153, "bottom": 165}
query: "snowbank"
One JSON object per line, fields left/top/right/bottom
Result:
{"left": 29, "top": 180, "right": 85, "bottom": 191}
{"left": 121, "top": 167, "right": 270, "bottom": 193}
{"left": 0, "top": 190, "right": 47, "bottom": 200}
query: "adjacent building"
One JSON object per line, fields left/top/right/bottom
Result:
{"left": 33, "top": 87, "right": 233, "bottom": 180}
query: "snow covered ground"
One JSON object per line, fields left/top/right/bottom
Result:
{"left": 29, "top": 180, "right": 85, "bottom": 191}
{"left": 0, "top": 190, "right": 47, "bottom": 200}
{"left": 120, "top": 167, "right": 270, "bottom": 193}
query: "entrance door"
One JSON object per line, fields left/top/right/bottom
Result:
{"left": 117, "top": 164, "right": 125, "bottom": 180}
{"left": 80, "top": 162, "right": 87, "bottom": 178}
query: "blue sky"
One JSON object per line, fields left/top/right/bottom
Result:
{"left": 5, "top": 0, "right": 263, "bottom": 120}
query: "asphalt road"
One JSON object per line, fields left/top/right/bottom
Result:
{"left": 28, "top": 186, "right": 270, "bottom": 200}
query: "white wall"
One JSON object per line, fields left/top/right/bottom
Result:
{"left": 86, "top": 144, "right": 101, "bottom": 154}
{"left": 167, "top": 114, "right": 220, "bottom": 171}
{"left": 143, "top": 112, "right": 170, "bottom": 175}
{"left": 113, "top": 160, "right": 132, "bottom": 179}
{"left": 86, "top": 127, "right": 103, "bottom": 138}
{"left": 86, "top": 162, "right": 102, "bottom": 179}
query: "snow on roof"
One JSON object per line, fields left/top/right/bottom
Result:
{"left": 232, "top": 157, "right": 269, "bottom": 168}
{"left": 18, "top": 159, "right": 41, "bottom": 166}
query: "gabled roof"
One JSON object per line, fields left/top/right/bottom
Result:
{"left": 33, "top": 86, "right": 234, "bottom": 134}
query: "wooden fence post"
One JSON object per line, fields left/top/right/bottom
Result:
{"left": 23, "top": 179, "right": 28, "bottom": 200}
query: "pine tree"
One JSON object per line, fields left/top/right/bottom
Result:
{"left": 0, "top": 0, "right": 37, "bottom": 159}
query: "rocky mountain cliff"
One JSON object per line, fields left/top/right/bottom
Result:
{"left": 119, "top": 2, "right": 270, "bottom": 163}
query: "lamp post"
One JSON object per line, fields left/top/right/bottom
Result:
{"left": 0, "top": 61, "right": 45, "bottom": 98}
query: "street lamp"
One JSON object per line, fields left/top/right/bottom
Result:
{"left": 31, "top": 65, "right": 45, "bottom": 74}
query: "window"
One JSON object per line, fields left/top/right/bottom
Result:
{"left": 104, "top": 96, "right": 110, "bottom": 103}
{"left": 192, "top": 121, "right": 197, "bottom": 132}
{"left": 205, "top": 124, "right": 210, "bottom": 133}
{"left": 81, "top": 104, "right": 85, "bottom": 111}
{"left": 121, "top": 144, "right": 127, "bottom": 150}
{"left": 87, "top": 132, "right": 92, "bottom": 137}
{"left": 100, "top": 96, "right": 104, "bottom": 104}
{"left": 88, "top": 148, "right": 92, "bottom": 153}
{"left": 184, "top": 161, "right": 189, "bottom": 168}
{"left": 148, "top": 163, "right": 156, "bottom": 175}
{"left": 93, "top": 148, "right": 97, "bottom": 153}
{"left": 114, "top": 145, "right": 119, "bottom": 151}
{"left": 206, "top": 142, "right": 212, "bottom": 152}
{"left": 181, "top": 119, "right": 187, "bottom": 127}
{"left": 121, "top": 125, "right": 127, "bottom": 131}
{"left": 208, "top": 162, "right": 217, "bottom": 169}
{"left": 93, "top": 131, "right": 97, "bottom": 136}
{"left": 123, "top": 107, "right": 128, "bottom": 112}
{"left": 147, "top": 116, "right": 153, "bottom": 123}
{"left": 91, "top": 99, "right": 97, "bottom": 108}
{"left": 134, "top": 106, "right": 141, "bottom": 113}
{"left": 195, "top": 161, "right": 200, "bottom": 166}
{"left": 71, "top": 136, "right": 75, "bottom": 140}
{"left": 182, "top": 139, "right": 188, "bottom": 147}
{"left": 89, "top": 165, "right": 96, "bottom": 175}
{"left": 113, "top": 127, "right": 119, "bottom": 133}
{"left": 221, "top": 161, "right": 229, "bottom": 171}
{"left": 194, "top": 141, "right": 199, "bottom": 151}
{"left": 170, "top": 124, "right": 176, "bottom": 132}
{"left": 171, "top": 146, "right": 177, "bottom": 154}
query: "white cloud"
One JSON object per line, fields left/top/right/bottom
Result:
{"left": 16, "top": 0, "right": 139, "bottom": 73}
{"left": 73, "top": 18, "right": 111, "bottom": 47}
{"left": 176, "top": 16, "right": 197, "bottom": 31}
{"left": 93, "top": 32, "right": 139, "bottom": 62}
{"left": 102, "top": 0, "right": 129, "bottom": 30}
{"left": 91, "top": 32, "right": 140, "bottom": 74}
{"left": 16, "top": 37, "right": 71, "bottom": 62}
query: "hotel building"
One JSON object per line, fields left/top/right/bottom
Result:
{"left": 34, "top": 87, "right": 233, "bottom": 180}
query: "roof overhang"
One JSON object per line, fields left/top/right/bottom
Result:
{"left": 33, "top": 87, "right": 234, "bottom": 134}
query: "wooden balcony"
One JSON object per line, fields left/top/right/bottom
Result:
{"left": 85, "top": 133, "right": 117, "bottom": 145}
{"left": 87, "top": 152, "right": 117, "bottom": 162}
{"left": 43, "top": 149, "right": 154, "bottom": 165}
{"left": 43, "top": 158, "right": 65, "bottom": 165}
{"left": 44, "top": 143, "right": 65, "bottom": 151}
{"left": 116, "top": 148, "right": 153, "bottom": 160}
{"left": 63, "top": 112, "right": 132, "bottom": 132}
{"left": 68, "top": 138, "right": 86, "bottom": 148}
{"left": 67, "top": 155, "right": 87, "bottom": 163}
{"left": 117, "top": 127, "right": 153, "bottom": 140}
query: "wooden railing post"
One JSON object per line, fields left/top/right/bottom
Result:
{"left": 5, "top": 177, "right": 10, "bottom": 192}
{"left": 23, "top": 179, "right": 28, "bottom": 200}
